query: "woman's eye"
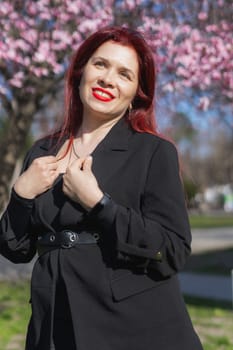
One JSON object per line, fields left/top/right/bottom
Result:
{"left": 94, "top": 61, "right": 105, "bottom": 67}
{"left": 120, "top": 71, "right": 131, "bottom": 80}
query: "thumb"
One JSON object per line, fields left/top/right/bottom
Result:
{"left": 83, "top": 155, "right": 93, "bottom": 172}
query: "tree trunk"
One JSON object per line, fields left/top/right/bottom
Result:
{"left": 0, "top": 100, "right": 36, "bottom": 212}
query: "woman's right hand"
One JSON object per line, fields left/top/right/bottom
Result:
{"left": 14, "top": 156, "right": 59, "bottom": 199}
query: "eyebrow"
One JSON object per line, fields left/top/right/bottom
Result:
{"left": 91, "top": 56, "right": 137, "bottom": 79}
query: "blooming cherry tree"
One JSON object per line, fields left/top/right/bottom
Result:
{"left": 0, "top": 0, "right": 114, "bottom": 209}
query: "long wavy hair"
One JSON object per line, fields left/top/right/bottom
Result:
{"left": 54, "top": 26, "right": 158, "bottom": 155}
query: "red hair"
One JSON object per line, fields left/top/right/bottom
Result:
{"left": 55, "top": 26, "right": 158, "bottom": 156}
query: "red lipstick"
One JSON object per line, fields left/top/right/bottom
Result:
{"left": 92, "top": 88, "right": 115, "bottom": 102}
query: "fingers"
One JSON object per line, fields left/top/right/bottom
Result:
{"left": 50, "top": 170, "right": 60, "bottom": 183}
{"left": 67, "top": 157, "right": 85, "bottom": 172}
{"left": 32, "top": 156, "right": 58, "bottom": 171}
{"left": 47, "top": 162, "right": 58, "bottom": 171}
{"left": 31, "top": 156, "right": 59, "bottom": 187}
{"left": 39, "top": 155, "right": 58, "bottom": 164}
{"left": 14, "top": 154, "right": 62, "bottom": 200}
{"left": 82, "top": 156, "right": 93, "bottom": 172}
{"left": 44, "top": 155, "right": 57, "bottom": 161}
{"left": 33, "top": 156, "right": 57, "bottom": 165}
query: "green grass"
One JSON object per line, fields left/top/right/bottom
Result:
{"left": 185, "top": 296, "right": 233, "bottom": 350}
{"left": 189, "top": 214, "right": 233, "bottom": 229}
{"left": 0, "top": 281, "right": 232, "bottom": 350}
{"left": 0, "top": 280, "right": 31, "bottom": 350}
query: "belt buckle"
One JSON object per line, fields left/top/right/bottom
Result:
{"left": 61, "top": 230, "right": 78, "bottom": 249}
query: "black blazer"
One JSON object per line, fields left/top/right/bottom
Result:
{"left": 0, "top": 118, "right": 203, "bottom": 350}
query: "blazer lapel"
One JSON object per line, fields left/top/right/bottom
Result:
{"left": 92, "top": 118, "right": 133, "bottom": 189}
{"left": 37, "top": 135, "right": 68, "bottom": 157}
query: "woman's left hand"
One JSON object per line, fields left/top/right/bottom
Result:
{"left": 62, "top": 156, "right": 103, "bottom": 210}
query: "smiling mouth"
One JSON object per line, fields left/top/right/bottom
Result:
{"left": 92, "top": 88, "right": 115, "bottom": 102}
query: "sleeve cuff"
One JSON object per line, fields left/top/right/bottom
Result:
{"left": 87, "top": 193, "right": 117, "bottom": 230}
{"left": 11, "top": 188, "right": 35, "bottom": 208}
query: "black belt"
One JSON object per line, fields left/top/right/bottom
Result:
{"left": 37, "top": 230, "right": 100, "bottom": 256}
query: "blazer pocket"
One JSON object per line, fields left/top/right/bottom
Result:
{"left": 110, "top": 270, "right": 170, "bottom": 301}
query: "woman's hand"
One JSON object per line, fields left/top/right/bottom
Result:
{"left": 62, "top": 156, "right": 103, "bottom": 210}
{"left": 14, "top": 156, "right": 59, "bottom": 199}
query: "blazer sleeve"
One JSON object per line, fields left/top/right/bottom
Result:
{"left": 0, "top": 149, "right": 37, "bottom": 263}
{"left": 90, "top": 139, "right": 192, "bottom": 277}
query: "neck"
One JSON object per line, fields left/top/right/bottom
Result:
{"left": 76, "top": 115, "right": 122, "bottom": 143}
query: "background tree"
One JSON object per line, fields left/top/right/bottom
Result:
{"left": 0, "top": 0, "right": 232, "bottom": 211}
{"left": 184, "top": 128, "right": 233, "bottom": 188}
{"left": 0, "top": 0, "right": 113, "bottom": 210}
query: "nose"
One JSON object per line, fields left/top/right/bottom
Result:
{"left": 98, "top": 69, "right": 115, "bottom": 88}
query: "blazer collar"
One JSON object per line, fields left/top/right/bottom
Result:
{"left": 97, "top": 117, "right": 133, "bottom": 152}
{"left": 38, "top": 135, "right": 68, "bottom": 154}
{"left": 38, "top": 117, "right": 133, "bottom": 154}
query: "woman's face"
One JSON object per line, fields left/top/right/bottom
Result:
{"left": 79, "top": 41, "right": 139, "bottom": 122}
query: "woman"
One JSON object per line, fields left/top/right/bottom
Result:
{"left": 0, "top": 27, "right": 203, "bottom": 350}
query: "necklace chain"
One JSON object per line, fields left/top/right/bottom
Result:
{"left": 72, "top": 141, "right": 80, "bottom": 159}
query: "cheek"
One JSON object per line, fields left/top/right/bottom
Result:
{"left": 78, "top": 82, "right": 85, "bottom": 104}
{"left": 79, "top": 68, "right": 97, "bottom": 95}
{"left": 79, "top": 75, "right": 90, "bottom": 102}
{"left": 122, "top": 85, "right": 138, "bottom": 101}
{"left": 119, "top": 77, "right": 138, "bottom": 99}
{"left": 79, "top": 73, "right": 86, "bottom": 90}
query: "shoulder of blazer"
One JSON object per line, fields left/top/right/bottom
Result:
{"left": 21, "top": 135, "right": 64, "bottom": 172}
{"left": 29, "top": 134, "right": 68, "bottom": 157}
{"left": 131, "top": 130, "right": 177, "bottom": 157}
{"left": 28, "top": 137, "right": 55, "bottom": 158}
{"left": 103, "top": 118, "right": 171, "bottom": 153}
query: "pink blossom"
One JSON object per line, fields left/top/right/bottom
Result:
{"left": 0, "top": 86, "right": 8, "bottom": 96}
{"left": 217, "top": 0, "right": 225, "bottom": 7}
{"left": 190, "top": 29, "right": 201, "bottom": 42}
{"left": 180, "top": 25, "right": 191, "bottom": 35}
{"left": 66, "top": 2, "right": 81, "bottom": 15}
{"left": 8, "top": 72, "right": 25, "bottom": 88}
{"left": 22, "top": 29, "right": 38, "bottom": 45}
{"left": 212, "top": 71, "right": 221, "bottom": 80}
{"left": 206, "top": 24, "right": 219, "bottom": 33}
{"left": 40, "top": 12, "right": 52, "bottom": 20}
{"left": 9, "top": 12, "right": 18, "bottom": 20}
{"left": 177, "top": 55, "right": 194, "bottom": 68}
{"left": 78, "top": 19, "right": 102, "bottom": 34}
{"left": 14, "top": 20, "right": 27, "bottom": 31}
{"left": 198, "top": 96, "right": 210, "bottom": 111}
{"left": 30, "top": 67, "right": 48, "bottom": 78}
{"left": 198, "top": 12, "right": 208, "bottom": 21}
{"left": 71, "top": 31, "right": 82, "bottom": 43}
{"left": 51, "top": 41, "right": 67, "bottom": 51}
{"left": 52, "top": 30, "right": 72, "bottom": 46}
{"left": 176, "top": 66, "right": 190, "bottom": 78}
{"left": 52, "top": 63, "right": 64, "bottom": 75}
{"left": 123, "top": 0, "right": 135, "bottom": 11}
{"left": 0, "top": 2, "right": 13, "bottom": 15}
{"left": 34, "top": 41, "right": 51, "bottom": 62}
{"left": 26, "top": 2, "right": 38, "bottom": 16}
{"left": 7, "top": 49, "right": 18, "bottom": 60}
{"left": 15, "top": 39, "right": 31, "bottom": 52}
{"left": 163, "top": 83, "right": 174, "bottom": 92}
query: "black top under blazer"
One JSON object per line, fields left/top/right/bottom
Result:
{"left": 0, "top": 118, "right": 203, "bottom": 350}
